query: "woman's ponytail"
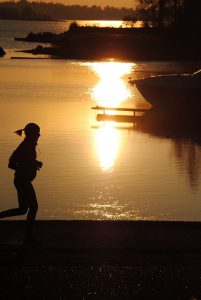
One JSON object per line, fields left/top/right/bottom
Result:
{"left": 14, "top": 123, "right": 40, "bottom": 137}
{"left": 14, "top": 129, "right": 24, "bottom": 136}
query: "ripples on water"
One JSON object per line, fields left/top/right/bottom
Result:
{"left": 0, "top": 20, "right": 201, "bottom": 221}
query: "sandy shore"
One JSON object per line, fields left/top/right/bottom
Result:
{"left": 1, "top": 220, "right": 201, "bottom": 299}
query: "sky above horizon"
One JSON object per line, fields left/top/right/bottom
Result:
{"left": 59, "top": 0, "right": 136, "bottom": 8}
{"left": 1, "top": 0, "right": 137, "bottom": 8}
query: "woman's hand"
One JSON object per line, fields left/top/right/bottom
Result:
{"left": 36, "top": 160, "right": 43, "bottom": 170}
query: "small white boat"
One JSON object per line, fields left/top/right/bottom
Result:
{"left": 130, "top": 69, "right": 201, "bottom": 109}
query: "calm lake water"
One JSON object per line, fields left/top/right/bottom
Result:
{"left": 1, "top": 19, "right": 201, "bottom": 221}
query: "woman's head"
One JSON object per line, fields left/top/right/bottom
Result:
{"left": 15, "top": 123, "right": 40, "bottom": 141}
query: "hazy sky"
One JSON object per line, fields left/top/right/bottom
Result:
{"left": 17, "top": 0, "right": 137, "bottom": 8}
{"left": 61, "top": 0, "right": 136, "bottom": 8}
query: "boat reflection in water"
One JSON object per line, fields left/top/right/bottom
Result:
{"left": 129, "top": 66, "right": 201, "bottom": 188}
{"left": 137, "top": 107, "right": 201, "bottom": 188}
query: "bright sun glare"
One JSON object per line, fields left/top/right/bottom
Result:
{"left": 90, "top": 61, "right": 133, "bottom": 107}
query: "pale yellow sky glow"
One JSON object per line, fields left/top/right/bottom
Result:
{"left": 62, "top": 0, "right": 136, "bottom": 8}
{"left": 12, "top": 0, "right": 137, "bottom": 8}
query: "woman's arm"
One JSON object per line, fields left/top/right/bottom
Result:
{"left": 8, "top": 151, "right": 19, "bottom": 170}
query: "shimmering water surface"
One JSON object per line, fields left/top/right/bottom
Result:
{"left": 1, "top": 20, "right": 201, "bottom": 220}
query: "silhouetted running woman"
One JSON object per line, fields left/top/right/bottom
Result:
{"left": 0, "top": 123, "right": 43, "bottom": 242}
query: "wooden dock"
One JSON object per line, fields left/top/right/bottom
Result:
{"left": 91, "top": 106, "right": 148, "bottom": 123}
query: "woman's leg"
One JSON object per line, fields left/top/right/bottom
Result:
{"left": 0, "top": 179, "right": 28, "bottom": 218}
{"left": 25, "top": 182, "right": 38, "bottom": 238}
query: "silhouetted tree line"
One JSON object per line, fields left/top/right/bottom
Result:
{"left": 0, "top": 0, "right": 137, "bottom": 21}
{"left": 125, "top": 0, "right": 201, "bottom": 29}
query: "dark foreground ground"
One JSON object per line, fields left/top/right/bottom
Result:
{"left": 1, "top": 220, "right": 201, "bottom": 299}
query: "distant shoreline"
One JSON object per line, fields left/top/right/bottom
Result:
{"left": 14, "top": 25, "right": 201, "bottom": 61}
{"left": 0, "top": 18, "right": 126, "bottom": 22}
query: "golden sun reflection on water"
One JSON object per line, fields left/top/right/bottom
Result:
{"left": 90, "top": 61, "right": 133, "bottom": 107}
{"left": 95, "top": 124, "right": 120, "bottom": 173}
{"left": 87, "top": 61, "right": 134, "bottom": 173}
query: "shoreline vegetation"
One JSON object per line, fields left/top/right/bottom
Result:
{"left": 14, "top": 22, "right": 201, "bottom": 61}
{"left": 0, "top": 1, "right": 136, "bottom": 21}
